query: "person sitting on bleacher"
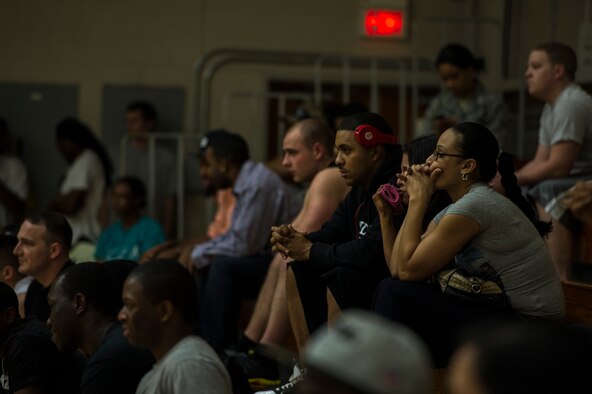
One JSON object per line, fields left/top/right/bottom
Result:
{"left": 143, "top": 130, "right": 298, "bottom": 272}
{"left": 220, "top": 118, "right": 348, "bottom": 386}
{"left": 119, "top": 260, "right": 232, "bottom": 394}
{"left": 203, "top": 119, "right": 342, "bottom": 350}
{"left": 14, "top": 211, "right": 74, "bottom": 323}
{"left": 52, "top": 118, "right": 113, "bottom": 251}
{"left": 514, "top": 42, "right": 592, "bottom": 280}
{"left": 0, "top": 281, "right": 84, "bottom": 394}
{"left": 95, "top": 176, "right": 165, "bottom": 262}
{"left": 185, "top": 129, "right": 300, "bottom": 270}
{"left": 373, "top": 122, "right": 564, "bottom": 368}
{"left": 110, "top": 101, "right": 178, "bottom": 239}
{"left": 48, "top": 261, "right": 155, "bottom": 394}
{"left": 416, "top": 43, "right": 506, "bottom": 146}
{"left": 271, "top": 112, "right": 402, "bottom": 357}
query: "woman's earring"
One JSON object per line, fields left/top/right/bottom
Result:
{"left": 461, "top": 173, "right": 469, "bottom": 181}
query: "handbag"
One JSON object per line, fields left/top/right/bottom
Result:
{"left": 436, "top": 267, "right": 508, "bottom": 308}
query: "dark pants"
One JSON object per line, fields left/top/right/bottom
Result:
{"left": 290, "top": 262, "right": 387, "bottom": 335}
{"left": 372, "top": 278, "right": 517, "bottom": 367}
{"left": 200, "top": 254, "right": 272, "bottom": 350}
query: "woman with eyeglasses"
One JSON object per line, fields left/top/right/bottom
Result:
{"left": 375, "top": 135, "right": 451, "bottom": 247}
{"left": 372, "top": 122, "right": 564, "bottom": 368}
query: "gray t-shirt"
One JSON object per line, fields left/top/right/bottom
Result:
{"left": 434, "top": 183, "right": 565, "bottom": 319}
{"left": 539, "top": 83, "right": 592, "bottom": 174}
{"left": 136, "top": 336, "right": 231, "bottom": 394}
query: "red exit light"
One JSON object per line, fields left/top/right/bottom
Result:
{"left": 364, "top": 9, "right": 404, "bottom": 37}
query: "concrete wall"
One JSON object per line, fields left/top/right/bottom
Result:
{"left": 0, "top": 0, "right": 503, "bottom": 147}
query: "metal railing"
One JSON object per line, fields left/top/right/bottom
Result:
{"left": 118, "top": 132, "right": 201, "bottom": 239}
{"left": 189, "top": 12, "right": 547, "bottom": 156}
{"left": 191, "top": 48, "right": 434, "bottom": 145}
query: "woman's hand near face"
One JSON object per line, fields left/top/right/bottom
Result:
{"left": 405, "top": 164, "right": 441, "bottom": 201}
{"left": 396, "top": 166, "right": 413, "bottom": 192}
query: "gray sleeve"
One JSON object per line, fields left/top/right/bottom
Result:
{"left": 418, "top": 93, "right": 444, "bottom": 136}
{"left": 549, "top": 99, "right": 589, "bottom": 146}
{"left": 171, "top": 359, "right": 232, "bottom": 394}
{"left": 442, "top": 192, "right": 486, "bottom": 228}
{"left": 432, "top": 205, "right": 450, "bottom": 224}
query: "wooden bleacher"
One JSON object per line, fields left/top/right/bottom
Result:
{"left": 561, "top": 280, "right": 592, "bottom": 325}
{"left": 573, "top": 222, "right": 592, "bottom": 282}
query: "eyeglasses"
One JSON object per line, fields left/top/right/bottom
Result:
{"left": 431, "top": 150, "right": 465, "bottom": 161}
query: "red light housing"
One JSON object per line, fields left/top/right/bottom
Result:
{"left": 364, "top": 9, "right": 404, "bottom": 37}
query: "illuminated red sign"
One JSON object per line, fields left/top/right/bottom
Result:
{"left": 364, "top": 9, "right": 404, "bottom": 37}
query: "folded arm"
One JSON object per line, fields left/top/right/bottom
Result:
{"left": 516, "top": 142, "right": 580, "bottom": 186}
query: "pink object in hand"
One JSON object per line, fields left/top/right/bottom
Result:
{"left": 378, "top": 184, "right": 404, "bottom": 214}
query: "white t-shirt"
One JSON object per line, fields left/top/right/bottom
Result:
{"left": 14, "top": 276, "right": 33, "bottom": 296}
{"left": 60, "top": 149, "right": 105, "bottom": 243}
{"left": 0, "top": 155, "right": 28, "bottom": 228}
{"left": 136, "top": 336, "right": 231, "bottom": 394}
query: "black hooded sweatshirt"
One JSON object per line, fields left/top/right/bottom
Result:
{"left": 306, "top": 145, "right": 404, "bottom": 278}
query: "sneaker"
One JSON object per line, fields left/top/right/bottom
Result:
{"left": 288, "top": 360, "right": 304, "bottom": 381}
{"left": 254, "top": 364, "right": 306, "bottom": 394}
{"left": 253, "top": 372, "right": 305, "bottom": 394}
